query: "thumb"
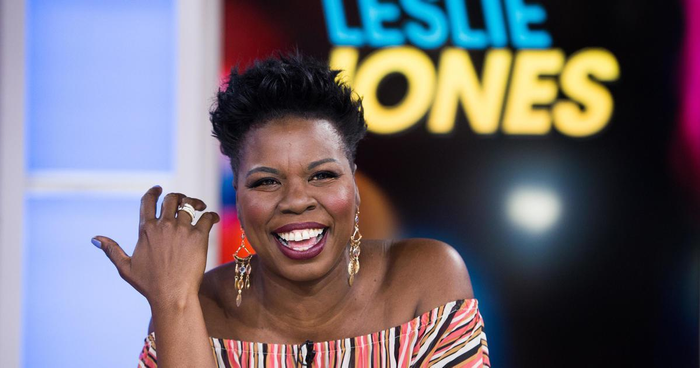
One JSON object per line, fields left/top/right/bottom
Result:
{"left": 92, "top": 236, "right": 131, "bottom": 278}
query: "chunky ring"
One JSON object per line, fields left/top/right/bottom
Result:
{"left": 177, "top": 203, "right": 196, "bottom": 224}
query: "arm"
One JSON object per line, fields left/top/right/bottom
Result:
{"left": 149, "top": 296, "right": 215, "bottom": 367}
{"left": 94, "top": 186, "right": 218, "bottom": 368}
{"left": 398, "top": 240, "right": 488, "bottom": 366}
{"left": 413, "top": 299, "right": 490, "bottom": 367}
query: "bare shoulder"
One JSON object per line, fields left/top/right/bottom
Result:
{"left": 199, "top": 263, "right": 230, "bottom": 301}
{"left": 384, "top": 238, "right": 474, "bottom": 316}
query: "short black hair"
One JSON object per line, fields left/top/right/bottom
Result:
{"left": 210, "top": 53, "right": 367, "bottom": 178}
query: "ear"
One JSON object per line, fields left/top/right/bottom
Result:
{"left": 352, "top": 164, "right": 361, "bottom": 210}
{"left": 234, "top": 180, "right": 244, "bottom": 229}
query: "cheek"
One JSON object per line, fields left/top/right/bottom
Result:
{"left": 320, "top": 184, "right": 355, "bottom": 219}
{"left": 237, "top": 194, "right": 277, "bottom": 255}
{"left": 238, "top": 193, "right": 274, "bottom": 229}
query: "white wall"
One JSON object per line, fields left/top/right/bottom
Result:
{"left": 0, "top": 0, "right": 221, "bottom": 366}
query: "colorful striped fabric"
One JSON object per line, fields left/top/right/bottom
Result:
{"left": 138, "top": 299, "right": 490, "bottom": 367}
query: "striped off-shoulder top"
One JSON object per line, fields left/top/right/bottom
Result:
{"left": 138, "top": 299, "right": 490, "bottom": 367}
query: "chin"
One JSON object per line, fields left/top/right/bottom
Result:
{"left": 270, "top": 235, "right": 346, "bottom": 284}
{"left": 282, "top": 262, "right": 337, "bottom": 283}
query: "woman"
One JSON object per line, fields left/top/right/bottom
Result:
{"left": 93, "top": 54, "right": 490, "bottom": 367}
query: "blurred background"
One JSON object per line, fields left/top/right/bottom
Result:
{"left": 0, "top": 0, "right": 698, "bottom": 366}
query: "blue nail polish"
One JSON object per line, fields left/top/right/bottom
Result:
{"left": 91, "top": 238, "right": 102, "bottom": 249}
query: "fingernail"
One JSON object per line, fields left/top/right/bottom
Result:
{"left": 153, "top": 185, "right": 161, "bottom": 189}
{"left": 91, "top": 238, "right": 102, "bottom": 249}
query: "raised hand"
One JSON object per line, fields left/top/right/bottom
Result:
{"left": 92, "top": 185, "right": 220, "bottom": 308}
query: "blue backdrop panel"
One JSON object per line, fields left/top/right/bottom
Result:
{"left": 26, "top": 0, "right": 176, "bottom": 171}
{"left": 23, "top": 194, "right": 150, "bottom": 367}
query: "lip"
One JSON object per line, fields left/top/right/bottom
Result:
{"left": 273, "top": 222, "right": 327, "bottom": 234}
{"left": 274, "top": 228, "right": 328, "bottom": 261}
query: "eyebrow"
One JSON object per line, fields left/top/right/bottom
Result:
{"left": 245, "top": 158, "right": 339, "bottom": 178}
{"left": 308, "top": 158, "right": 338, "bottom": 169}
{"left": 245, "top": 167, "right": 279, "bottom": 178}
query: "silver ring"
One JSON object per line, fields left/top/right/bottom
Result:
{"left": 177, "top": 203, "right": 196, "bottom": 224}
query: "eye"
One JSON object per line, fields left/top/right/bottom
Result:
{"left": 249, "top": 178, "right": 279, "bottom": 188}
{"left": 310, "top": 171, "right": 338, "bottom": 181}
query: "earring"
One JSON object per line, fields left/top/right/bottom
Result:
{"left": 348, "top": 209, "right": 362, "bottom": 287}
{"left": 233, "top": 229, "right": 252, "bottom": 307}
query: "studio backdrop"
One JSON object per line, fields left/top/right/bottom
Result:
{"left": 216, "top": 0, "right": 699, "bottom": 366}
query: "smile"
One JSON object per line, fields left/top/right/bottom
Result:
{"left": 272, "top": 228, "right": 328, "bottom": 260}
{"left": 273, "top": 228, "right": 326, "bottom": 251}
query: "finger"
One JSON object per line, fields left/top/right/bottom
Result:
{"left": 139, "top": 185, "right": 162, "bottom": 223}
{"left": 93, "top": 235, "right": 131, "bottom": 278}
{"left": 194, "top": 211, "right": 220, "bottom": 233}
{"left": 160, "top": 192, "right": 185, "bottom": 220}
{"left": 176, "top": 197, "right": 206, "bottom": 225}
{"left": 181, "top": 196, "right": 207, "bottom": 212}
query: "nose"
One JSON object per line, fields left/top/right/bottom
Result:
{"left": 278, "top": 178, "right": 316, "bottom": 214}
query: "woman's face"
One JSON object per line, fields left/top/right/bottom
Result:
{"left": 235, "top": 116, "right": 359, "bottom": 282}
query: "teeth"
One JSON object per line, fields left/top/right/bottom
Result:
{"left": 276, "top": 228, "right": 325, "bottom": 242}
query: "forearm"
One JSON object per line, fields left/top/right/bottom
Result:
{"left": 150, "top": 295, "right": 217, "bottom": 368}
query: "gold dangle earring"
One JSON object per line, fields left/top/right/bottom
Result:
{"left": 233, "top": 229, "right": 252, "bottom": 307}
{"left": 348, "top": 209, "right": 362, "bottom": 286}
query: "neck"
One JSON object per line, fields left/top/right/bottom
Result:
{"left": 250, "top": 250, "right": 356, "bottom": 336}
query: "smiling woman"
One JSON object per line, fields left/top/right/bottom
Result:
{"left": 95, "top": 53, "right": 489, "bottom": 367}
{"left": 234, "top": 117, "right": 359, "bottom": 284}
